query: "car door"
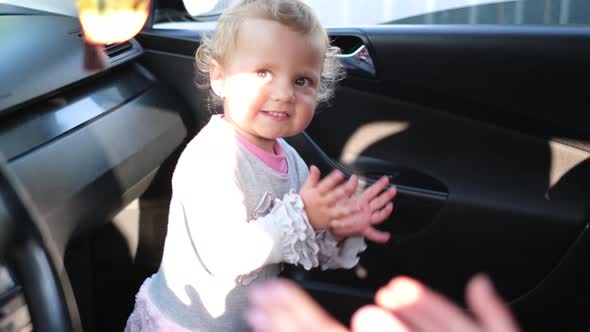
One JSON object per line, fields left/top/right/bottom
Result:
{"left": 139, "top": 0, "right": 590, "bottom": 330}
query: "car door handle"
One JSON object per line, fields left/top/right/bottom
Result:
{"left": 349, "top": 155, "right": 448, "bottom": 202}
{"left": 336, "top": 44, "right": 376, "bottom": 78}
{"left": 287, "top": 132, "right": 447, "bottom": 202}
{"left": 285, "top": 132, "right": 448, "bottom": 237}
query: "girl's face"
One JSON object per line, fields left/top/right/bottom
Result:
{"left": 210, "top": 18, "right": 324, "bottom": 152}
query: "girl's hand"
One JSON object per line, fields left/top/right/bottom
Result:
{"left": 300, "top": 166, "right": 359, "bottom": 230}
{"left": 330, "top": 176, "right": 397, "bottom": 243}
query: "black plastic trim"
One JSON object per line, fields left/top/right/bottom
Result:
{"left": 0, "top": 64, "right": 154, "bottom": 161}
{"left": 0, "top": 14, "right": 143, "bottom": 116}
{"left": 285, "top": 132, "right": 448, "bottom": 202}
{"left": 7, "top": 82, "right": 187, "bottom": 254}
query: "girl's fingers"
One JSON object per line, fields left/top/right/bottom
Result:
{"left": 370, "top": 202, "right": 394, "bottom": 225}
{"left": 324, "top": 184, "right": 354, "bottom": 206}
{"left": 466, "top": 274, "right": 520, "bottom": 332}
{"left": 376, "top": 277, "right": 479, "bottom": 332}
{"left": 316, "top": 169, "right": 346, "bottom": 195}
{"left": 344, "top": 175, "right": 358, "bottom": 197}
{"left": 329, "top": 202, "right": 360, "bottom": 220}
{"left": 363, "top": 227, "right": 390, "bottom": 243}
{"left": 331, "top": 218, "right": 363, "bottom": 236}
{"left": 301, "top": 165, "right": 320, "bottom": 191}
{"left": 321, "top": 175, "right": 358, "bottom": 207}
{"left": 369, "top": 186, "right": 397, "bottom": 212}
{"left": 360, "top": 176, "right": 390, "bottom": 202}
{"left": 352, "top": 305, "right": 410, "bottom": 332}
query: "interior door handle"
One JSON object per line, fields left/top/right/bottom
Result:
{"left": 350, "top": 155, "right": 448, "bottom": 202}
{"left": 336, "top": 44, "right": 376, "bottom": 78}
{"left": 284, "top": 133, "right": 448, "bottom": 237}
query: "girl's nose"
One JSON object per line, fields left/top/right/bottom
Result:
{"left": 270, "top": 79, "right": 295, "bottom": 103}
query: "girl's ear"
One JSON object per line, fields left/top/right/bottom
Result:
{"left": 210, "top": 59, "right": 225, "bottom": 99}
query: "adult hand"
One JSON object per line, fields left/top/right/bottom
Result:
{"left": 246, "top": 275, "right": 521, "bottom": 332}
{"left": 246, "top": 278, "right": 348, "bottom": 332}
{"left": 352, "top": 275, "right": 521, "bottom": 332}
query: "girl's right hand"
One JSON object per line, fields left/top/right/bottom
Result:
{"left": 329, "top": 176, "right": 396, "bottom": 244}
{"left": 300, "top": 165, "right": 359, "bottom": 230}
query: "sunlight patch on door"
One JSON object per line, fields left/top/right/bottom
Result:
{"left": 340, "top": 121, "right": 409, "bottom": 164}
{"left": 546, "top": 140, "right": 589, "bottom": 198}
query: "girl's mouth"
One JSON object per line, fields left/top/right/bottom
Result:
{"left": 262, "top": 111, "right": 289, "bottom": 120}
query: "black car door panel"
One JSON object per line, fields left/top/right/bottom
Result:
{"left": 288, "top": 25, "right": 590, "bottom": 330}
{"left": 137, "top": 24, "right": 590, "bottom": 330}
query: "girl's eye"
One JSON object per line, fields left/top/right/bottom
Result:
{"left": 257, "top": 70, "right": 268, "bottom": 78}
{"left": 295, "top": 77, "right": 309, "bottom": 86}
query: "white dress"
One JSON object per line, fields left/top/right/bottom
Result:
{"left": 126, "top": 115, "right": 366, "bottom": 331}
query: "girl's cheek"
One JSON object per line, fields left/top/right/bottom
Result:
{"left": 301, "top": 92, "right": 318, "bottom": 108}
{"left": 227, "top": 76, "right": 266, "bottom": 103}
{"left": 302, "top": 87, "right": 319, "bottom": 100}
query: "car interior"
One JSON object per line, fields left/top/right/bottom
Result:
{"left": 0, "top": 0, "right": 588, "bottom": 331}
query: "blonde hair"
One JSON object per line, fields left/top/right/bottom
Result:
{"left": 195, "top": 0, "right": 345, "bottom": 108}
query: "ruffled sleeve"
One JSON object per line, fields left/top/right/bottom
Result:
{"left": 277, "top": 190, "right": 320, "bottom": 269}
{"left": 236, "top": 190, "right": 320, "bottom": 285}
{"left": 265, "top": 189, "right": 367, "bottom": 272}
{"left": 315, "top": 231, "right": 367, "bottom": 271}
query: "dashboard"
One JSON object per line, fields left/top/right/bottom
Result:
{"left": 0, "top": 4, "right": 189, "bottom": 331}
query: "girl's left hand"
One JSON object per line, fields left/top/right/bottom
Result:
{"left": 330, "top": 176, "right": 397, "bottom": 243}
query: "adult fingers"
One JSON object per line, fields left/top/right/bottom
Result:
{"left": 246, "top": 291, "right": 297, "bottom": 332}
{"left": 248, "top": 279, "right": 347, "bottom": 332}
{"left": 273, "top": 280, "right": 346, "bottom": 331}
{"left": 466, "top": 274, "right": 521, "bottom": 332}
{"left": 247, "top": 280, "right": 311, "bottom": 332}
{"left": 376, "top": 276, "right": 479, "bottom": 332}
{"left": 316, "top": 169, "right": 346, "bottom": 195}
{"left": 363, "top": 227, "right": 390, "bottom": 243}
{"left": 369, "top": 186, "right": 397, "bottom": 211}
{"left": 352, "top": 305, "right": 409, "bottom": 332}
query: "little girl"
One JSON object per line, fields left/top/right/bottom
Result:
{"left": 126, "top": 0, "right": 396, "bottom": 331}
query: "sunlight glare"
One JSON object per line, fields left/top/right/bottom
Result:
{"left": 340, "top": 121, "right": 409, "bottom": 164}
{"left": 183, "top": 0, "right": 221, "bottom": 16}
{"left": 376, "top": 277, "right": 423, "bottom": 309}
{"left": 77, "top": 0, "right": 149, "bottom": 44}
{"left": 547, "top": 140, "right": 589, "bottom": 194}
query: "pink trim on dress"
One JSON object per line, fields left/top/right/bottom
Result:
{"left": 236, "top": 132, "right": 288, "bottom": 174}
{"left": 220, "top": 113, "right": 288, "bottom": 174}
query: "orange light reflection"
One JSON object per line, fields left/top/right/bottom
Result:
{"left": 79, "top": 9, "right": 148, "bottom": 45}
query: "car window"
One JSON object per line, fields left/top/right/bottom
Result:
{"left": 387, "top": 0, "right": 590, "bottom": 25}
{"left": 0, "top": 0, "right": 78, "bottom": 16}
{"left": 160, "top": 0, "right": 590, "bottom": 29}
